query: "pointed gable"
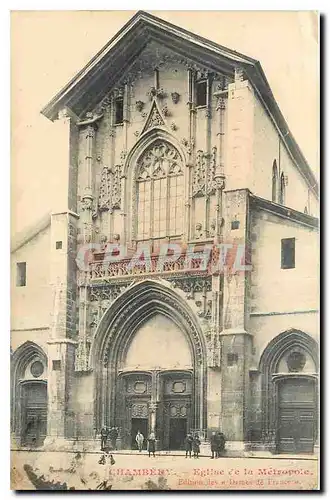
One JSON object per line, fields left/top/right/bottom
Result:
{"left": 41, "top": 10, "right": 318, "bottom": 197}
{"left": 141, "top": 99, "right": 167, "bottom": 134}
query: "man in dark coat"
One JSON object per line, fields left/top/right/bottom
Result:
{"left": 216, "top": 431, "right": 226, "bottom": 457}
{"left": 100, "top": 427, "right": 108, "bottom": 451}
{"left": 184, "top": 433, "right": 193, "bottom": 458}
{"left": 210, "top": 431, "right": 218, "bottom": 459}
{"left": 109, "top": 427, "right": 119, "bottom": 450}
{"left": 147, "top": 431, "right": 156, "bottom": 457}
{"left": 192, "top": 434, "right": 201, "bottom": 459}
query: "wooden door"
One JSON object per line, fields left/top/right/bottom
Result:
{"left": 21, "top": 382, "right": 47, "bottom": 447}
{"left": 277, "top": 377, "right": 316, "bottom": 454}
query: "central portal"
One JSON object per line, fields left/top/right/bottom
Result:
{"left": 93, "top": 280, "right": 208, "bottom": 451}
{"left": 115, "top": 313, "right": 194, "bottom": 450}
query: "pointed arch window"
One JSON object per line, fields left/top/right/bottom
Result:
{"left": 136, "top": 141, "right": 184, "bottom": 240}
{"left": 279, "top": 172, "right": 286, "bottom": 205}
{"left": 272, "top": 160, "right": 278, "bottom": 202}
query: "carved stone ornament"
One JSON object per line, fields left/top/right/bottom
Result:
{"left": 162, "top": 105, "right": 170, "bottom": 117}
{"left": 192, "top": 151, "right": 206, "bottom": 197}
{"left": 98, "top": 162, "right": 122, "bottom": 211}
{"left": 142, "top": 101, "right": 166, "bottom": 132}
{"left": 147, "top": 86, "right": 166, "bottom": 100}
{"left": 209, "top": 219, "right": 216, "bottom": 237}
{"left": 135, "top": 100, "right": 145, "bottom": 112}
{"left": 216, "top": 96, "right": 226, "bottom": 111}
{"left": 286, "top": 350, "right": 307, "bottom": 373}
{"left": 170, "top": 122, "right": 178, "bottom": 131}
{"left": 195, "top": 222, "right": 204, "bottom": 240}
{"left": 131, "top": 403, "right": 148, "bottom": 418}
{"left": 181, "top": 138, "right": 194, "bottom": 156}
{"left": 172, "top": 381, "right": 186, "bottom": 393}
{"left": 81, "top": 197, "right": 93, "bottom": 211}
{"left": 192, "top": 147, "right": 218, "bottom": 197}
{"left": 98, "top": 166, "right": 112, "bottom": 211}
{"left": 171, "top": 92, "right": 180, "bottom": 104}
{"left": 206, "top": 330, "right": 221, "bottom": 368}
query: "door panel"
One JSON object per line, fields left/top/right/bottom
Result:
{"left": 21, "top": 382, "right": 47, "bottom": 447}
{"left": 277, "top": 378, "right": 316, "bottom": 454}
{"left": 169, "top": 418, "right": 187, "bottom": 450}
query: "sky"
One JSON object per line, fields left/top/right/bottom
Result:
{"left": 11, "top": 10, "right": 319, "bottom": 237}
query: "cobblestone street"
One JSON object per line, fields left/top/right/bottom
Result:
{"left": 11, "top": 450, "right": 318, "bottom": 491}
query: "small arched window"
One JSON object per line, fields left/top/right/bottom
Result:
{"left": 272, "top": 160, "right": 278, "bottom": 202}
{"left": 279, "top": 173, "right": 286, "bottom": 205}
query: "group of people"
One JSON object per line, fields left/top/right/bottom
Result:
{"left": 135, "top": 430, "right": 156, "bottom": 457}
{"left": 184, "top": 433, "right": 201, "bottom": 459}
{"left": 100, "top": 426, "right": 226, "bottom": 459}
{"left": 185, "top": 431, "right": 226, "bottom": 459}
{"left": 210, "top": 431, "right": 226, "bottom": 459}
{"left": 100, "top": 426, "right": 119, "bottom": 451}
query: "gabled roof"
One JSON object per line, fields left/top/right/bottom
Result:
{"left": 41, "top": 10, "right": 318, "bottom": 197}
{"left": 11, "top": 213, "right": 51, "bottom": 254}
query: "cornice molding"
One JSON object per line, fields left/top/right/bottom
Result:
{"left": 249, "top": 193, "right": 319, "bottom": 229}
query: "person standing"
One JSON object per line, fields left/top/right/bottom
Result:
{"left": 184, "top": 433, "right": 193, "bottom": 458}
{"left": 216, "top": 431, "right": 226, "bottom": 458}
{"left": 210, "top": 431, "right": 218, "bottom": 459}
{"left": 109, "top": 427, "right": 118, "bottom": 450}
{"left": 147, "top": 431, "right": 156, "bottom": 457}
{"left": 192, "top": 434, "right": 201, "bottom": 459}
{"left": 100, "top": 427, "right": 108, "bottom": 451}
{"left": 135, "top": 430, "right": 144, "bottom": 452}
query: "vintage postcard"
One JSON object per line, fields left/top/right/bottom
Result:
{"left": 10, "top": 10, "right": 319, "bottom": 491}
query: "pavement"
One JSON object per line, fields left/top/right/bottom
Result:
{"left": 11, "top": 449, "right": 319, "bottom": 491}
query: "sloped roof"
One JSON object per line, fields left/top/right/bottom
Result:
{"left": 41, "top": 10, "right": 318, "bottom": 197}
{"left": 11, "top": 213, "right": 51, "bottom": 254}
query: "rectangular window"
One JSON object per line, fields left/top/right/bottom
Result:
{"left": 281, "top": 238, "right": 295, "bottom": 269}
{"left": 56, "top": 241, "right": 62, "bottom": 250}
{"left": 52, "top": 360, "right": 61, "bottom": 371}
{"left": 196, "top": 80, "right": 207, "bottom": 107}
{"left": 16, "top": 262, "right": 26, "bottom": 287}
{"left": 227, "top": 353, "right": 238, "bottom": 366}
{"left": 115, "top": 97, "right": 124, "bottom": 124}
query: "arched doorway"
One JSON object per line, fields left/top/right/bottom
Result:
{"left": 259, "top": 330, "right": 318, "bottom": 454}
{"left": 116, "top": 313, "right": 193, "bottom": 450}
{"left": 90, "top": 280, "right": 207, "bottom": 450}
{"left": 11, "top": 342, "right": 48, "bottom": 447}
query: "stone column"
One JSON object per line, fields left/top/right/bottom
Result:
{"left": 220, "top": 188, "right": 253, "bottom": 451}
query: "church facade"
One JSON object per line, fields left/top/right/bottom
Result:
{"left": 11, "top": 11, "right": 319, "bottom": 455}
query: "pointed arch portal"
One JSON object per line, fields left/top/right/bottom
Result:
{"left": 259, "top": 329, "right": 318, "bottom": 454}
{"left": 11, "top": 342, "right": 48, "bottom": 447}
{"left": 90, "top": 279, "right": 207, "bottom": 450}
